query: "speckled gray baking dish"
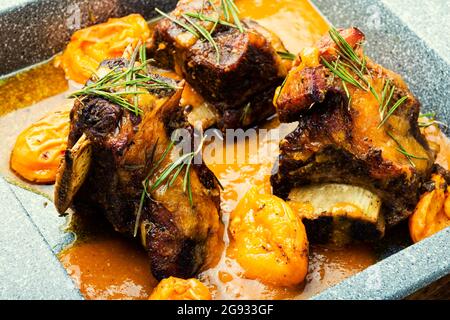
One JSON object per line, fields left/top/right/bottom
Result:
{"left": 0, "top": 0, "right": 449, "bottom": 300}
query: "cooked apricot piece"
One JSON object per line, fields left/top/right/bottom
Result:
{"left": 229, "top": 186, "right": 309, "bottom": 287}
{"left": 409, "top": 174, "right": 450, "bottom": 243}
{"left": 56, "top": 14, "right": 150, "bottom": 84}
{"left": 10, "top": 110, "right": 70, "bottom": 184}
{"left": 149, "top": 277, "right": 212, "bottom": 300}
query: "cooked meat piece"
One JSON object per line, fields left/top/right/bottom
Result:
{"left": 148, "top": 0, "right": 289, "bottom": 129}
{"left": 271, "top": 28, "right": 436, "bottom": 227}
{"left": 55, "top": 57, "right": 223, "bottom": 280}
{"left": 274, "top": 27, "right": 365, "bottom": 122}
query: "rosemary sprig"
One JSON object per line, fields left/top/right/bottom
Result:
{"left": 420, "top": 112, "right": 436, "bottom": 118}
{"left": 322, "top": 27, "right": 383, "bottom": 106}
{"left": 379, "top": 79, "right": 394, "bottom": 117}
{"left": 184, "top": 12, "right": 238, "bottom": 28}
{"left": 155, "top": 8, "right": 198, "bottom": 36}
{"left": 240, "top": 102, "right": 251, "bottom": 123}
{"left": 136, "top": 137, "right": 206, "bottom": 232}
{"left": 324, "top": 28, "right": 410, "bottom": 132}
{"left": 155, "top": 0, "right": 244, "bottom": 64}
{"left": 418, "top": 112, "right": 447, "bottom": 128}
{"left": 387, "top": 131, "right": 427, "bottom": 167}
{"left": 328, "top": 27, "right": 365, "bottom": 69}
{"left": 321, "top": 57, "right": 366, "bottom": 90}
{"left": 182, "top": 13, "right": 221, "bottom": 63}
{"left": 149, "top": 138, "right": 205, "bottom": 196}
{"left": 277, "top": 51, "right": 296, "bottom": 60}
{"left": 222, "top": 0, "right": 244, "bottom": 33}
{"left": 133, "top": 140, "right": 173, "bottom": 237}
{"left": 377, "top": 95, "right": 408, "bottom": 128}
{"left": 127, "top": 43, "right": 141, "bottom": 115}
{"left": 70, "top": 88, "right": 145, "bottom": 113}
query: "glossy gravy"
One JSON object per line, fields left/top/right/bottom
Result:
{"left": 2, "top": 0, "right": 441, "bottom": 300}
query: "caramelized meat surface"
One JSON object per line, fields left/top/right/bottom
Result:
{"left": 271, "top": 28, "right": 436, "bottom": 227}
{"left": 56, "top": 58, "right": 223, "bottom": 280}
{"left": 148, "top": 0, "right": 289, "bottom": 129}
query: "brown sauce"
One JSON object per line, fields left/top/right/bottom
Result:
{"left": 198, "top": 117, "right": 376, "bottom": 299}
{"left": 1, "top": 0, "right": 443, "bottom": 300}
{"left": 60, "top": 237, "right": 156, "bottom": 300}
{"left": 0, "top": 60, "right": 68, "bottom": 117}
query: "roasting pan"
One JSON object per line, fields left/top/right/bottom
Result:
{"left": 0, "top": 0, "right": 449, "bottom": 300}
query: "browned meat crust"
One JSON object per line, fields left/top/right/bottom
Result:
{"left": 275, "top": 67, "right": 329, "bottom": 122}
{"left": 271, "top": 28, "right": 436, "bottom": 227}
{"left": 148, "top": 0, "right": 288, "bottom": 129}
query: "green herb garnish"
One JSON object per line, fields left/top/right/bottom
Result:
{"left": 321, "top": 57, "right": 367, "bottom": 91}
{"left": 148, "top": 138, "right": 205, "bottom": 197}
{"left": 240, "top": 102, "right": 251, "bottom": 123}
{"left": 387, "top": 131, "right": 427, "bottom": 168}
{"left": 322, "top": 27, "right": 379, "bottom": 101}
{"left": 184, "top": 12, "right": 238, "bottom": 28}
{"left": 69, "top": 44, "right": 178, "bottom": 115}
{"left": 182, "top": 13, "right": 221, "bottom": 63}
{"left": 134, "top": 137, "right": 208, "bottom": 236}
{"left": 378, "top": 95, "right": 408, "bottom": 128}
{"left": 324, "top": 27, "right": 415, "bottom": 166}
{"left": 155, "top": 0, "right": 244, "bottom": 64}
{"left": 277, "top": 51, "right": 296, "bottom": 60}
{"left": 379, "top": 79, "right": 394, "bottom": 117}
{"left": 222, "top": 0, "right": 244, "bottom": 33}
{"left": 155, "top": 8, "right": 199, "bottom": 36}
{"left": 418, "top": 112, "right": 447, "bottom": 128}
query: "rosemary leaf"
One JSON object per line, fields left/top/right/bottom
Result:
{"left": 134, "top": 185, "right": 147, "bottom": 237}
{"left": 150, "top": 152, "right": 193, "bottom": 192}
{"left": 221, "top": 0, "right": 230, "bottom": 21}
{"left": 342, "top": 81, "right": 352, "bottom": 106}
{"left": 419, "top": 112, "right": 437, "bottom": 118}
{"left": 155, "top": 8, "right": 199, "bottom": 37}
{"left": 146, "top": 140, "right": 175, "bottom": 180}
{"left": 321, "top": 57, "right": 366, "bottom": 91}
{"left": 184, "top": 161, "right": 193, "bottom": 206}
{"left": 240, "top": 102, "right": 251, "bottom": 123}
{"left": 418, "top": 113, "right": 447, "bottom": 128}
{"left": 395, "top": 148, "right": 428, "bottom": 160}
{"left": 168, "top": 161, "right": 186, "bottom": 187}
{"left": 224, "top": 0, "right": 244, "bottom": 33}
{"left": 378, "top": 96, "right": 408, "bottom": 128}
{"left": 184, "top": 12, "right": 237, "bottom": 28}
{"left": 329, "top": 27, "right": 363, "bottom": 68}
{"left": 379, "top": 79, "right": 391, "bottom": 115}
{"left": 380, "top": 83, "right": 395, "bottom": 119}
{"left": 208, "top": 0, "right": 219, "bottom": 12}
{"left": 139, "top": 44, "right": 147, "bottom": 66}
{"left": 182, "top": 13, "right": 220, "bottom": 63}
{"left": 277, "top": 51, "right": 296, "bottom": 60}
{"left": 147, "top": 15, "right": 164, "bottom": 25}
{"left": 387, "top": 131, "right": 426, "bottom": 167}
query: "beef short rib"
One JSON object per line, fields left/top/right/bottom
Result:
{"left": 271, "top": 28, "right": 436, "bottom": 227}
{"left": 148, "top": 0, "right": 290, "bottom": 129}
{"left": 55, "top": 58, "right": 223, "bottom": 280}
